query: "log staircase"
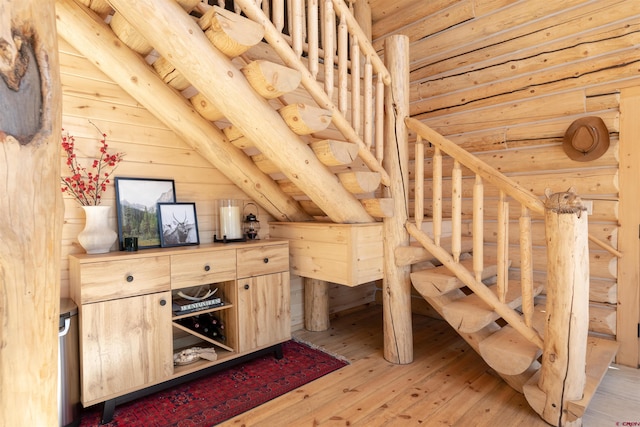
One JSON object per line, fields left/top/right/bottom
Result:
{"left": 404, "top": 118, "right": 620, "bottom": 426}
{"left": 56, "top": 0, "right": 620, "bottom": 425}
{"left": 60, "top": 0, "right": 393, "bottom": 224}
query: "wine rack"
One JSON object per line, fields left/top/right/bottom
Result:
{"left": 171, "top": 281, "right": 237, "bottom": 372}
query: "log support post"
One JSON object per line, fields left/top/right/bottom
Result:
{"left": 304, "top": 277, "right": 330, "bottom": 331}
{"left": 538, "top": 203, "right": 590, "bottom": 426}
{"left": 382, "top": 35, "right": 412, "bottom": 364}
{"left": 1, "top": 1, "right": 63, "bottom": 426}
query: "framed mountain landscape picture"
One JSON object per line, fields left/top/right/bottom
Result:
{"left": 114, "top": 177, "right": 176, "bottom": 250}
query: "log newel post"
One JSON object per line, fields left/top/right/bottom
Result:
{"left": 382, "top": 35, "right": 412, "bottom": 364}
{"left": 1, "top": 1, "right": 63, "bottom": 426}
{"left": 539, "top": 204, "right": 590, "bottom": 426}
{"left": 304, "top": 277, "right": 330, "bottom": 331}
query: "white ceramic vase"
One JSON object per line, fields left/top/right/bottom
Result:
{"left": 77, "top": 205, "right": 117, "bottom": 254}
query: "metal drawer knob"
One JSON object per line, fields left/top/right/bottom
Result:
{"left": 244, "top": 284, "right": 250, "bottom": 290}
{"left": 126, "top": 275, "right": 134, "bottom": 283}
{"left": 263, "top": 258, "right": 269, "bottom": 263}
{"left": 204, "top": 265, "right": 211, "bottom": 272}
{"left": 160, "top": 299, "right": 167, "bottom": 306}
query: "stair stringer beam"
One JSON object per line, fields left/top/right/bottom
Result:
{"left": 109, "top": 0, "right": 374, "bottom": 224}
{"left": 56, "top": 0, "right": 311, "bottom": 223}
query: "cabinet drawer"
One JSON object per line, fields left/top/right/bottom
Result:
{"left": 78, "top": 256, "right": 171, "bottom": 303}
{"left": 237, "top": 244, "right": 289, "bottom": 278}
{"left": 171, "top": 250, "right": 236, "bottom": 289}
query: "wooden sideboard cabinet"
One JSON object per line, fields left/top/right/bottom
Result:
{"left": 69, "top": 240, "right": 290, "bottom": 412}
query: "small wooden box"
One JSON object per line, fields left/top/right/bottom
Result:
{"left": 268, "top": 222, "right": 383, "bottom": 287}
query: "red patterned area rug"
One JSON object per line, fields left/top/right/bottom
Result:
{"left": 79, "top": 340, "right": 347, "bottom": 427}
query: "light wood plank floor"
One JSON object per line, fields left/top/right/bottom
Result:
{"left": 221, "top": 305, "right": 640, "bottom": 426}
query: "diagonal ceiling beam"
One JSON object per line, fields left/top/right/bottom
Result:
{"left": 55, "top": 0, "right": 311, "bottom": 223}
{"left": 105, "top": 0, "right": 374, "bottom": 223}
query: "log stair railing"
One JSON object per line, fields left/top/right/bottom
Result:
{"left": 193, "top": 0, "right": 393, "bottom": 219}
{"left": 219, "top": 0, "right": 393, "bottom": 213}
{"left": 68, "top": 0, "right": 394, "bottom": 222}
{"left": 405, "top": 117, "right": 619, "bottom": 426}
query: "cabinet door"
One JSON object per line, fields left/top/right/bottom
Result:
{"left": 237, "top": 273, "right": 291, "bottom": 352}
{"left": 79, "top": 291, "right": 173, "bottom": 404}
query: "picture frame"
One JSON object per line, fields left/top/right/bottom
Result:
{"left": 114, "top": 177, "right": 176, "bottom": 250}
{"left": 158, "top": 202, "right": 200, "bottom": 247}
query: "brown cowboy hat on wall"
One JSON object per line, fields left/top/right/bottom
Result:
{"left": 562, "top": 116, "right": 610, "bottom": 162}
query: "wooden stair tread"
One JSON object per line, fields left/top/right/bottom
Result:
{"left": 566, "top": 336, "right": 620, "bottom": 421}
{"left": 109, "top": 12, "right": 153, "bottom": 55}
{"left": 199, "top": 6, "right": 265, "bottom": 57}
{"left": 359, "top": 198, "right": 394, "bottom": 218}
{"left": 410, "top": 257, "right": 497, "bottom": 298}
{"left": 297, "top": 198, "right": 394, "bottom": 219}
{"left": 152, "top": 56, "right": 191, "bottom": 90}
{"left": 223, "top": 125, "right": 254, "bottom": 149}
{"left": 279, "top": 103, "right": 332, "bottom": 135}
{"left": 241, "top": 60, "right": 301, "bottom": 99}
{"left": 338, "top": 171, "right": 381, "bottom": 194}
{"left": 81, "top": 0, "right": 112, "bottom": 16}
{"left": 310, "top": 139, "right": 359, "bottom": 167}
{"left": 191, "top": 92, "right": 224, "bottom": 122}
{"left": 442, "top": 281, "right": 544, "bottom": 333}
{"left": 399, "top": 235, "right": 473, "bottom": 268}
{"left": 479, "top": 323, "right": 542, "bottom": 376}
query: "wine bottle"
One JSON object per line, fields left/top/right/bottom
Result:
{"left": 208, "top": 314, "right": 225, "bottom": 341}
{"left": 194, "top": 314, "right": 213, "bottom": 337}
{"left": 176, "top": 317, "right": 193, "bottom": 329}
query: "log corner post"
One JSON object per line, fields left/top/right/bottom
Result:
{"left": 1, "top": 1, "right": 63, "bottom": 426}
{"left": 537, "top": 189, "right": 590, "bottom": 426}
{"left": 382, "top": 35, "right": 412, "bottom": 364}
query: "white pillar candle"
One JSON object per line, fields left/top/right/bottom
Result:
{"left": 219, "top": 206, "right": 242, "bottom": 239}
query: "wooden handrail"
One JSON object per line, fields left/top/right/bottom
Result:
{"left": 406, "top": 117, "right": 622, "bottom": 258}
{"left": 406, "top": 117, "right": 545, "bottom": 214}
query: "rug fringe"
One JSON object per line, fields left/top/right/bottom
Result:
{"left": 291, "top": 337, "right": 351, "bottom": 364}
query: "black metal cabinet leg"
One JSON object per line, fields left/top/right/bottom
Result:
{"left": 100, "top": 399, "right": 116, "bottom": 424}
{"left": 274, "top": 343, "right": 284, "bottom": 359}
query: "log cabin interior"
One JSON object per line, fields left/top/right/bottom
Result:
{"left": 2, "top": 0, "right": 640, "bottom": 425}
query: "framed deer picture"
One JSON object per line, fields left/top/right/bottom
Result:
{"left": 114, "top": 177, "right": 176, "bottom": 250}
{"left": 158, "top": 202, "right": 200, "bottom": 247}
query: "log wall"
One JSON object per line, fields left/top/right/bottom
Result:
{"left": 372, "top": 0, "right": 639, "bottom": 365}
{"left": 57, "top": 37, "right": 375, "bottom": 330}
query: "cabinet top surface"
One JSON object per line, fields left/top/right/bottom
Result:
{"left": 69, "top": 239, "right": 288, "bottom": 263}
